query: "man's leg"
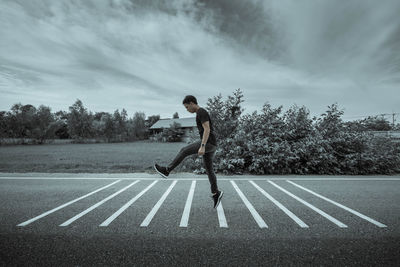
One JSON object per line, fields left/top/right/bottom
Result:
{"left": 167, "top": 141, "right": 201, "bottom": 172}
{"left": 203, "top": 150, "right": 218, "bottom": 194}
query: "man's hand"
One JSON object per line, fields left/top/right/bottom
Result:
{"left": 198, "top": 146, "right": 205, "bottom": 156}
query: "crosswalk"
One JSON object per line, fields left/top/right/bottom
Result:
{"left": 16, "top": 179, "right": 388, "bottom": 229}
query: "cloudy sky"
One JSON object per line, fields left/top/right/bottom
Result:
{"left": 1, "top": 0, "right": 399, "bottom": 121}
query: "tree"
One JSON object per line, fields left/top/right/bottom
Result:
{"left": 206, "top": 88, "right": 244, "bottom": 140}
{"left": 162, "top": 122, "right": 184, "bottom": 142}
{"left": 132, "top": 112, "right": 146, "bottom": 140}
{"left": 202, "top": 89, "right": 245, "bottom": 173}
{"left": 344, "top": 116, "right": 392, "bottom": 132}
{"left": 31, "top": 105, "right": 57, "bottom": 143}
{"left": 316, "top": 103, "right": 344, "bottom": 139}
{"left": 94, "top": 111, "right": 108, "bottom": 121}
{"left": 113, "top": 109, "right": 127, "bottom": 140}
{"left": 361, "top": 116, "right": 392, "bottom": 131}
{"left": 55, "top": 110, "right": 68, "bottom": 121}
{"left": 146, "top": 115, "right": 160, "bottom": 128}
{"left": 9, "top": 103, "right": 36, "bottom": 138}
{"left": 103, "top": 113, "right": 114, "bottom": 142}
{"left": 283, "top": 104, "right": 314, "bottom": 142}
{"left": 54, "top": 110, "right": 70, "bottom": 139}
{"left": 0, "top": 111, "right": 7, "bottom": 138}
{"left": 67, "top": 99, "right": 93, "bottom": 139}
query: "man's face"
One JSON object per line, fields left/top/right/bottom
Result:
{"left": 184, "top": 102, "right": 196, "bottom": 113}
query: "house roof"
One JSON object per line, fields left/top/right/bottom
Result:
{"left": 150, "top": 117, "right": 196, "bottom": 129}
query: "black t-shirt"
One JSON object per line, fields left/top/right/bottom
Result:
{"left": 196, "top": 107, "right": 217, "bottom": 145}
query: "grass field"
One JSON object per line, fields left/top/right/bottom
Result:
{"left": 0, "top": 141, "right": 188, "bottom": 173}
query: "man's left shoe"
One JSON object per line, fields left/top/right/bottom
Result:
{"left": 212, "top": 190, "right": 223, "bottom": 208}
{"left": 154, "top": 163, "right": 169, "bottom": 179}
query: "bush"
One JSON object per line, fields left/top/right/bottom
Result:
{"left": 182, "top": 91, "right": 400, "bottom": 175}
{"left": 162, "top": 122, "right": 184, "bottom": 142}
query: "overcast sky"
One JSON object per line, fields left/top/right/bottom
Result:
{"left": 1, "top": 0, "right": 399, "bottom": 121}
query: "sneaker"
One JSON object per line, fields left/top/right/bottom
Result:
{"left": 212, "top": 190, "right": 223, "bottom": 208}
{"left": 154, "top": 163, "right": 169, "bottom": 179}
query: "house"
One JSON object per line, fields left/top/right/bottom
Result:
{"left": 149, "top": 117, "right": 196, "bottom": 142}
{"left": 368, "top": 130, "right": 400, "bottom": 142}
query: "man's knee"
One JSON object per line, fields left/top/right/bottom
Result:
{"left": 180, "top": 145, "right": 194, "bottom": 156}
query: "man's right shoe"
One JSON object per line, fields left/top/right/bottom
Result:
{"left": 212, "top": 190, "right": 223, "bottom": 208}
{"left": 154, "top": 163, "right": 169, "bottom": 179}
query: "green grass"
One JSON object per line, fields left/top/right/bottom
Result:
{"left": 0, "top": 140, "right": 188, "bottom": 173}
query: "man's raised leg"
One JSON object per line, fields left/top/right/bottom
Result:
{"left": 154, "top": 141, "right": 200, "bottom": 178}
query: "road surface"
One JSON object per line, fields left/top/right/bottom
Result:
{"left": 0, "top": 174, "right": 399, "bottom": 266}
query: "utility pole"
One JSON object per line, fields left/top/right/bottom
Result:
{"left": 392, "top": 112, "right": 395, "bottom": 129}
{"left": 379, "top": 112, "right": 398, "bottom": 129}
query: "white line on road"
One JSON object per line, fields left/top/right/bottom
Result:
{"left": 249, "top": 181, "right": 309, "bottom": 228}
{"left": 231, "top": 181, "right": 268, "bottom": 228}
{"left": 286, "top": 180, "right": 387, "bottom": 228}
{"left": 268, "top": 180, "right": 348, "bottom": 228}
{"left": 17, "top": 180, "right": 121, "bottom": 227}
{"left": 2, "top": 177, "right": 400, "bottom": 180}
{"left": 60, "top": 180, "right": 140, "bottom": 226}
{"left": 140, "top": 180, "right": 178, "bottom": 227}
{"left": 217, "top": 202, "right": 228, "bottom": 228}
{"left": 179, "top": 180, "right": 196, "bottom": 227}
{"left": 100, "top": 180, "right": 158, "bottom": 227}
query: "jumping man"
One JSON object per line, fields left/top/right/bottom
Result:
{"left": 154, "top": 95, "right": 223, "bottom": 208}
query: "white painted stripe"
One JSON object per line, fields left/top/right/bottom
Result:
{"left": 140, "top": 180, "right": 178, "bottom": 227}
{"left": 179, "top": 180, "right": 196, "bottom": 227}
{"left": 59, "top": 180, "right": 140, "bottom": 226}
{"left": 286, "top": 180, "right": 387, "bottom": 228}
{"left": 2, "top": 177, "right": 400, "bottom": 181}
{"left": 100, "top": 180, "right": 158, "bottom": 227}
{"left": 217, "top": 202, "right": 228, "bottom": 228}
{"left": 268, "top": 180, "right": 348, "bottom": 228}
{"left": 231, "top": 181, "right": 268, "bottom": 228}
{"left": 250, "top": 181, "right": 309, "bottom": 228}
{"left": 17, "top": 180, "right": 121, "bottom": 227}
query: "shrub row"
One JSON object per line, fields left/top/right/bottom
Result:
{"left": 181, "top": 89, "right": 400, "bottom": 175}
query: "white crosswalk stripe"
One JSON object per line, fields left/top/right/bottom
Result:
{"left": 217, "top": 202, "right": 228, "bottom": 228}
{"left": 180, "top": 180, "right": 196, "bottom": 227}
{"left": 100, "top": 180, "right": 159, "bottom": 227}
{"left": 268, "top": 180, "right": 348, "bottom": 228}
{"left": 140, "top": 180, "right": 178, "bottom": 227}
{"left": 231, "top": 181, "right": 268, "bottom": 228}
{"left": 60, "top": 180, "right": 140, "bottom": 226}
{"left": 286, "top": 180, "right": 387, "bottom": 228}
{"left": 17, "top": 180, "right": 121, "bottom": 227}
{"left": 250, "top": 181, "right": 309, "bottom": 228}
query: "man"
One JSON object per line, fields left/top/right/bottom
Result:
{"left": 154, "top": 95, "right": 223, "bottom": 209}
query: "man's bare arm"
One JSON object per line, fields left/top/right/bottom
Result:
{"left": 201, "top": 121, "right": 210, "bottom": 145}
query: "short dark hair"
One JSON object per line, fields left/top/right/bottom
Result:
{"left": 182, "top": 95, "right": 197, "bottom": 105}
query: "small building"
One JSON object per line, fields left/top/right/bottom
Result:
{"left": 368, "top": 130, "right": 400, "bottom": 142}
{"left": 149, "top": 117, "right": 196, "bottom": 142}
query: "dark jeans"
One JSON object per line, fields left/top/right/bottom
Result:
{"left": 167, "top": 140, "right": 219, "bottom": 194}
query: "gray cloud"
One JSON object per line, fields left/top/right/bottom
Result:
{"left": 0, "top": 0, "right": 399, "bottom": 119}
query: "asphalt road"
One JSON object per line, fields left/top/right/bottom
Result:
{"left": 0, "top": 174, "right": 399, "bottom": 266}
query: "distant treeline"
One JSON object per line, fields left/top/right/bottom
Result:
{"left": 1, "top": 94, "right": 397, "bottom": 145}
{"left": 0, "top": 99, "right": 163, "bottom": 144}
